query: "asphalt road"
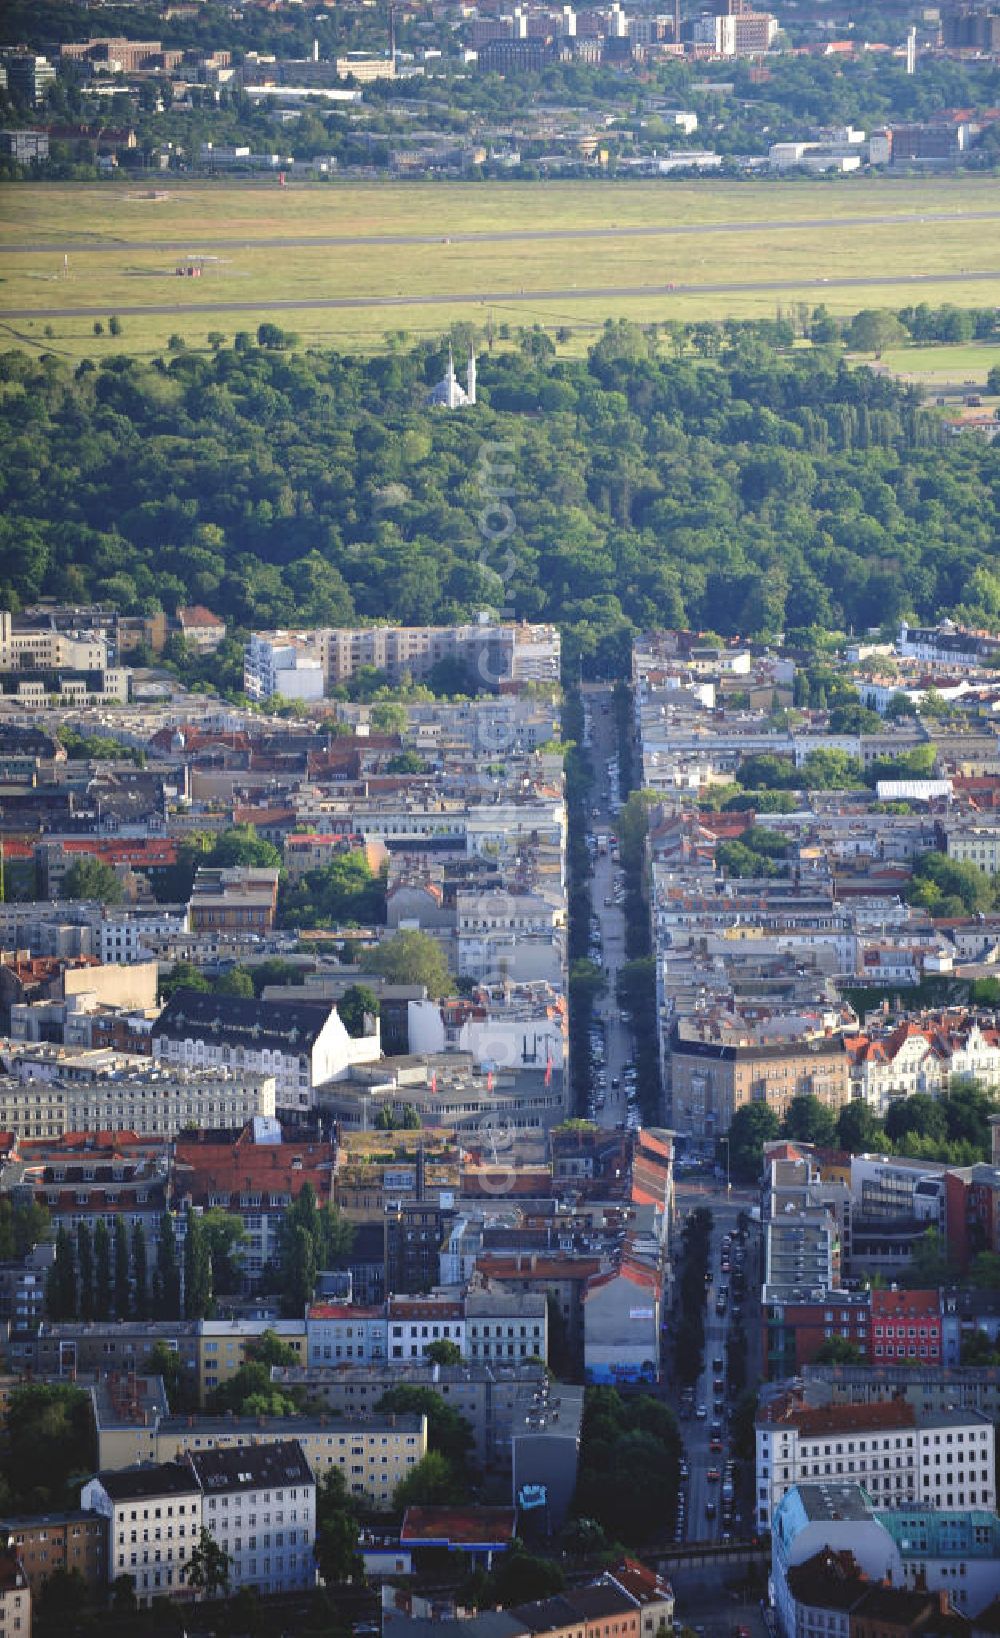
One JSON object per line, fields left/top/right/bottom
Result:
{"left": 7, "top": 265, "right": 1000, "bottom": 323}
{"left": 7, "top": 205, "right": 1000, "bottom": 255}
{"left": 680, "top": 1195, "right": 744, "bottom": 1547}
{"left": 580, "top": 687, "right": 634, "bottom": 1134}
{"left": 669, "top": 1181, "right": 764, "bottom": 1555}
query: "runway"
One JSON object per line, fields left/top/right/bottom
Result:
{"left": 3, "top": 206, "right": 1000, "bottom": 255}
{"left": 5, "top": 263, "right": 1000, "bottom": 322}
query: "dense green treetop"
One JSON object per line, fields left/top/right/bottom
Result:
{"left": 0, "top": 328, "right": 996, "bottom": 680}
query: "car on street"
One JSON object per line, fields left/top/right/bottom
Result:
{"left": 695, "top": 1404, "right": 707, "bottom": 1419}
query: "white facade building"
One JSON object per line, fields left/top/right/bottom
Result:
{"left": 0, "top": 1063, "right": 276, "bottom": 1141}
{"left": 757, "top": 1401, "right": 995, "bottom": 1529}
{"left": 243, "top": 631, "right": 325, "bottom": 702}
{"left": 187, "top": 1441, "right": 316, "bottom": 1597}
{"left": 153, "top": 990, "right": 380, "bottom": 1111}
{"left": 81, "top": 1463, "right": 203, "bottom": 1606}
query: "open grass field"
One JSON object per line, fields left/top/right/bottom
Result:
{"left": 4, "top": 175, "right": 1000, "bottom": 359}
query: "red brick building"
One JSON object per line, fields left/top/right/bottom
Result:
{"left": 870, "top": 1288, "right": 943, "bottom": 1364}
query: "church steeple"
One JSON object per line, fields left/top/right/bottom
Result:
{"left": 466, "top": 345, "right": 476, "bottom": 406}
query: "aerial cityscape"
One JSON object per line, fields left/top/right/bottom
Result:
{"left": 2, "top": 0, "right": 1000, "bottom": 1635}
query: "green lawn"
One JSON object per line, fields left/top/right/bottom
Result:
{"left": 875, "top": 342, "right": 1000, "bottom": 382}
{"left": 3, "top": 173, "right": 999, "bottom": 245}
{"left": 4, "top": 175, "right": 1000, "bottom": 355}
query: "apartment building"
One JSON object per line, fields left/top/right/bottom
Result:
{"left": 303, "top": 1292, "right": 548, "bottom": 1367}
{"left": 153, "top": 989, "right": 379, "bottom": 1111}
{"left": 155, "top": 1413, "right": 426, "bottom": 1506}
{"left": 455, "top": 889, "right": 566, "bottom": 985}
{"left": 669, "top": 1021, "right": 850, "bottom": 1138}
{"left": 0, "top": 1064, "right": 276, "bottom": 1141}
{"left": 173, "top": 1129, "right": 336, "bottom": 1287}
{"left": 244, "top": 622, "right": 559, "bottom": 700}
{"left": 187, "top": 1442, "right": 315, "bottom": 1596}
{"left": 763, "top": 1292, "right": 872, "bottom": 1382}
{"left": 756, "top": 1397, "right": 995, "bottom": 1529}
{"left": 243, "top": 631, "right": 325, "bottom": 702}
{"left": 80, "top": 1463, "right": 203, "bottom": 1607}
{"left": 0, "top": 609, "right": 109, "bottom": 671}
{"left": 0, "top": 1551, "right": 29, "bottom": 1638}
{"left": 13, "top": 1319, "right": 199, "bottom": 1381}
{"left": 188, "top": 866, "right": 279, "bottom": 935}
{"left": 0, "top": 1510, "right": 105, "bottom": 1595}
{"left": 4, "top": 1132, "right": 169, "bottom": 1267}
{"left": 775, "top": 1483, "right": 1000, "bottom": 1628}
{"left": 267, "top": 1358, "right": 551, "bottom": 1467}
{"left": 407, "top": 983, "right": 568, "bottom": 1071}
{"left": 870, "top": 1288, "right": 943, "bottom": 1365}
{"left": 583, "top": 1259, "right": 662, "bottom": 1386}
{"left": 197, "top": 1319, "right": 307, "bottom": 1400}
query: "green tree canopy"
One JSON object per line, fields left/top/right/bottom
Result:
{"left": 368, "top": 929, "right": 452, "bottom": 998}
{"left": 726, "top": 1102, "right": 781, "bottom": 1182}
{"left": 337, "top": 984, "right": 380, "bottom": 1038}
{"left": 393, "top": 1449, "right": 465, "bottom": 1509}
{"left": 62, "top": 856, "right": 124, "bottom": 904}
{"left": 782, "top": 1094, "right": 839, "bottom": 1147}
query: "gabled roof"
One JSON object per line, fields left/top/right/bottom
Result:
{"left": 585, "top": 1259, "right": 659, "bottom": 1299}
{"left": 187, "top": 1439, "right": 312, "bottom": 1493}
{"left": 177, "top": 605, "right": 224, "bottom": 629}
{"left": 92, "top": 1462, "right": 199, "bottom": 1502}
{"left": 155, "top": 988, "right": 337, "bottom": 1055}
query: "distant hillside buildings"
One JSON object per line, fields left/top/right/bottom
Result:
{"left": 243, "top": 619, "right": 560, "bottom": 702}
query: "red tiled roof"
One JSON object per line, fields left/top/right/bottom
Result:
{"left": 585, "top": 1259, "right": 659, "bottom": 1298}
{"left": 759, "top": 1396, "right": 914, "bottom": 1437}
{"left": 307, "top": 1303, "right": 382, "bottom": 1321}
{"left": 174, "top": 1136, "right": 335, "bottom": 1204}
{"left": 870, "top": 1288, "right": 940, "bottom": 1318}
{"left": 388, "top": 1299, "right": 463, "bottom": 1320}
{"left": 475, "top": 1255, "right": 601, "bottom": 1283}
{"left": 400, "top": 1506, "right": 516, "bottom": 1548}
{"left": 178, "top": 605, "right": 224, "bottom": 628}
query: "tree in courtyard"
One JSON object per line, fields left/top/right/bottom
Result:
{"left": 131, "top": 1221, "right": 148, "bottom": 1319}
{"left": 726, "top": 1103, "right": 781, "bottom": 1183}
{"left": 905, "top": 1227, "right": 955, "bottom": 1290}
{"left": 93, "top": 1217, "right": 112, "bottom": 1321}
{"left": 813, "top": 1337, "right": 864, "bottom": 1364}
{"left": 315, "top": 1467, "right": 365, "bottom": 1586}
{"left": 183, "top": 1211, "right": 213, "bottom": 1320}
{"left": 62, "top": 856, "right": 124, "bottom": 904}
{"left": 781, "top": 1094, "right": 839, "bottom": 1148}
{"left": 368, "top": 929, "right": 452, "bottom": 998}
{"left": 114, "top": 1216, "right": 131, "bottom": 1319}
{"left": 153, "top": 1212, "right": 181, "bottom": 1319}
{"left": 837, "top": 1102, "right": 889, "bottom": 1155}
{"left": 76, "top": 1221, "right": 94, "bottom": 1322}
{"left": 425, "top": 1338, "right": 462, "bottom": 1366}
{"left": 338, "top": 984, "right": 380, "bottom": 1038}
{"left": 282, "top": 1224, "right": 317, "bottom": 1318}
{"left": 376, "top": 1385, "right": 474, "bottom": 1476}
{"left": 183, "top": 1528, "right": 232, "bottom": 1600}
{"left": 393, "top": 1450, "right": 465, "bottom": 1509}
{"left": 46, "top": 1224, "right": 77, "bottom": 1320}
{"left": 246, "top": 1328, "right": 297, "bottom": 1367}
{"left": 200, "top": 1209, "right": 246, "bottom": 1294}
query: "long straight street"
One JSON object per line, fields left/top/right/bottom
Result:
{"left": 580, "top": 685, "right": 636, "bottom": 1133}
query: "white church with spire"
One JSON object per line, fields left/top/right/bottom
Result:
{"left": 426, "top": 344, "right": 476, "bottom": 408}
